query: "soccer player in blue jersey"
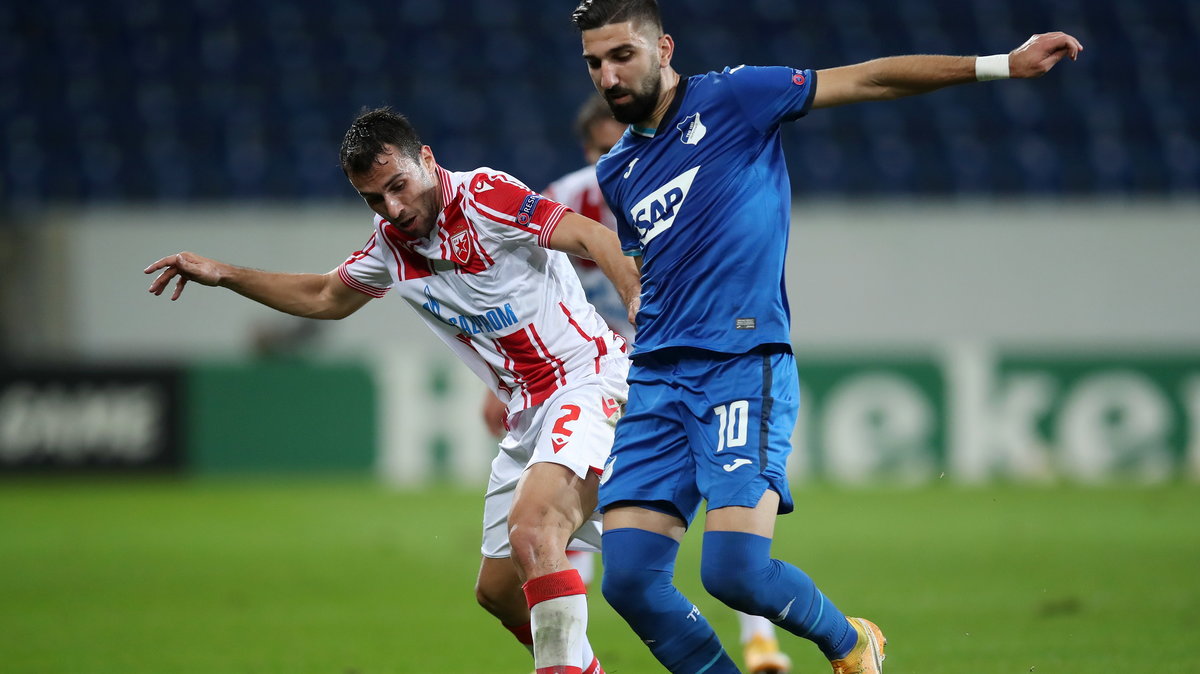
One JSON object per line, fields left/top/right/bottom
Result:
{"left": 570, "top": 2, "right": 1083, "bottom": 672}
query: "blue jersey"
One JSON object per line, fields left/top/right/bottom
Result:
{"left": 596, "top": 65, "right": 817, "bottom": 358}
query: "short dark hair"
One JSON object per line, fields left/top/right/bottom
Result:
{"left": 571, "top": 0, "right": 662, "bottom": 34}
{"left": 574, "top": 94, "right": 617, "bottom": 144}
{"left": 339, "top": 107, "right": 423, "bottom": 176}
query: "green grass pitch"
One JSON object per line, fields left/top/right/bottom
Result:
{"left": 1, "top": 478, "right": 1197, "bottom": 673}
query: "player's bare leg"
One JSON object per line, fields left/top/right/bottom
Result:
{"left": 476, "top": 547, "right": 602, "bottom": 672}
{"left": 509, "top": 462, "right": 604, "bottom": 673}
{"left": 475, "top": 522, "right": 602, "bottom": 671}
{"left": 476, "top": 555, "right": 536, "bottom": 654}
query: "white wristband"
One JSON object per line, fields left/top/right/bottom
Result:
{"left": 975, "top": 53, "right": 1010, "bottom": 81}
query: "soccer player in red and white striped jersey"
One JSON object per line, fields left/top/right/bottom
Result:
{"left": 144, "top": 107, "right": 640, "bottom": 674}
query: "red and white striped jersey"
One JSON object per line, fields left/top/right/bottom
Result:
{"left": 338, "top": 165, "right": 627, "bottom": 412}
{"left": 543, "top": 164, "right": 616, "bottom": 233}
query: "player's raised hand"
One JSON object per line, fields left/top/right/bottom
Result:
{"left": 1008, "top": 32, "right": 1084, "bottom": 78}
{"left": 144, "top": 251, "right": 224, "bottom": 301}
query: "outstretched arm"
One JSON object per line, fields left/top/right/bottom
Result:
{"left": 811, "top": 31, "right": 1083, "bottom": 109}
{"left": 143, "top": 251, "right": 372, "bottom": 320}
{"left": 547, "top": 212, "right": 641, "bottom": 327}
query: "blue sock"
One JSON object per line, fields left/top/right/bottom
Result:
{"left": 701, "top": 530, "right": 857, "bottom": 660}
{"left": 601, "top": 528, "right": 740, "bottom": 673}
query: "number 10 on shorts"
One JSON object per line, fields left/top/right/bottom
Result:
{"left": 712, "top": 400, "right": 749, "bottom": 453}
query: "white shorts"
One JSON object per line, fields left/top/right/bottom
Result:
{"left": 480, "top": 358, "right": 629, "bottom": 559}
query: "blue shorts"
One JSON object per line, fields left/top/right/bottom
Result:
{"left": 598, "top": 347, "right": 797, "bottom": 525}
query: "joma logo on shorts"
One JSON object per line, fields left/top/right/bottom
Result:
{"left": 630, "top": 166, "right": 700, "bottom": 246}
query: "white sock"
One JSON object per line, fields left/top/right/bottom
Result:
{"left": 738, "top": 610, "right": 778, "bottom": 644}
{"left": 524, "top": 569, "right": 590, "bottom": 671}
{"left": 581, "top": 636, "right": 600, "bottom": 673}
{"left": 531, "top": 594, "right": 588, "bottom": 669}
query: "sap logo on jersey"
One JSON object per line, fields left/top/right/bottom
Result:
{"left": 630, "top": 166, "right": 700, "bottom": 245}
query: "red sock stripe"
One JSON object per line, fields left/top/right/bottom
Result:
{"left": 522, "top": 569, "right": 586, "bottom": 607}
{"left": 504, "top": 621, "right": 533, "bottom": 646}
{"left": 583, "top": 655, "right": 603, "bottom": 674}
{"left": 535, "top": 667, "right": 582, "bottom": 674}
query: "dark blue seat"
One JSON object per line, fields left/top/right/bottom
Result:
{"left": 2, "top": 0, "right": 1197, "bottom": 204}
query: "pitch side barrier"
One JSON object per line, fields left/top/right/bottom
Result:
{"left": 0, "top": 360, "right": 375, "bottom": 475}
{"left": 9, "top": 349, "right": 1196, "bottom": 483}
{"left": 376, "top": 344, "right": 1200, "bottom": 486}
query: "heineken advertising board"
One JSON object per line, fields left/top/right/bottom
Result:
{"left": 982, "top": 353, "right": 1199, "bottom": 483}
{"left": 378, "top": 346, "right": 1200, "bottom": 485}
{"left": 793, "top": 357, "right": 946, "bottom": 485}
{"left": 791, "top": 349, "right": 1200, "bottom": 484}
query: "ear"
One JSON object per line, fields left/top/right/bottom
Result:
{"left": 658, "top": 33, "right": 674, "bottom": 68}
{"left": 420, "top": 145, "right": 437, "bottom": 173}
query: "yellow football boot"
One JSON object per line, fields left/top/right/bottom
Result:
{"left": 830, "top": 617, "right": 886, "bottom": 674}
{"left": 743, "top": 633, "right": 792, "bottom": 674}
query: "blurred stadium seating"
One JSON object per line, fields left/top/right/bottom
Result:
{"left": 1, "top": 0, "right": 1197, "bottom": 204}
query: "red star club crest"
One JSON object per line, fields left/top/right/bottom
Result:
{"left": 450, "top": 230, "right": 472, "bottom": 265}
